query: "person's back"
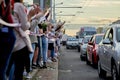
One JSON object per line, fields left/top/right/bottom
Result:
{"left": 0, "top": 0, "right": 16, "bottom": 80}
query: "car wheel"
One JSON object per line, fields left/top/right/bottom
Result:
{"left": 86, "top": 53, "right": 90, "bottom": 65}
{"left": 112, "top": 64, "right": 118, "bottom": 80}
{"left": 66, "top": 46, "right": 69, "bottom": 49}
{"left": 80, "top": 55, "right": 84, "bottom": 61}
{"left": 98, "top": 60, "right": 106, "bottom": 78}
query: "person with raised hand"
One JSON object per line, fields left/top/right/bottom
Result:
{"left": 6, "top": 0, "right": 37, "bottom": 80}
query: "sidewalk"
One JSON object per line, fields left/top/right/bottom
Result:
{"left": 24, "top": 61, "right": 58, "bottom": 80}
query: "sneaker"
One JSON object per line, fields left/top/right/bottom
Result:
{"left": 30, "top": 67, "right": 33, "bottom": 72}
{"left": 47, "top": 58, "right": 53, "bottom": 63}
{"left": 55, "top": 53, "right": 58, "bottom": 57}
{"left": 51, "top": 58, "right": 57, "bottom": 62}
{"left": 25, "top": 73, "right": 32, "bottom": 79}
{"left": 23, "top": 71, "right": 27, "bottom": 76}
{"left": 37, "top": 64, "right": 43, "bottom": 69}
{"left": 32, "top": 64, "right": 37, "bottom": 69}
{"left": 42, "top": 65, "right": 47, "bottom": 69}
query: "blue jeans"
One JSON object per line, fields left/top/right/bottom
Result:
{"left": 36, "top": 36, "right": 42, "bottom": 65}
{"left": 29, "top": 43, "right": 36, "bottom": 70}
{"left": 6, "top": 52, "right": 15, "bottom": 80}
{"left": 41, "top": 36, "right": 47, "bottom": 62}
{"left": 0, "top": 27, "right": 16, "bottom": 80}
{"left": 7, "top": 64, "right": 15, "bottom": 80}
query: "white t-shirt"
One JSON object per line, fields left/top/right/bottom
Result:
{"left": 48, "top": 32, "right": 55, "bottom": 43}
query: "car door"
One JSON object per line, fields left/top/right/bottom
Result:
{"left": 105, "top": 28, "right": 115, "bottom": 70}
{"left": 87, "top": 36, "right": 94, "bottom": 62}
{"left": 100, "top": 28, "right": 111, "bottom": 67}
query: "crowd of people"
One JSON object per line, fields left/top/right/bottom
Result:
{"left": 0, "top": 0, "right": 65, "bottom": 80}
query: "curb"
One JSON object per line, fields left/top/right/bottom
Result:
{"left": 27, "top": 61, "right": 58, "bottom": 80}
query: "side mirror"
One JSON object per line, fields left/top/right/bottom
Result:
{"left": 76, "top": 36, "right": 79, "bottom": 39}
{"left": 88, "top": 42, "right": 93, "bottom": 45}
{"left": 103, "top": 38, "right": 112, "bottom": 44}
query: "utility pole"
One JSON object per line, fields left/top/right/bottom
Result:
{"left": 53, "top": 0, "right": 56, "bottom": 23}
{"left": 40, "top": 0, "right": 44, "bottom": 11}
{"left": 50, "top": 0, "right": 53, "bottom": 22}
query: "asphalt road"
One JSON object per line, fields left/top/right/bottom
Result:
{"left": 58, "top": 46, "right": 112, "bottom": 80}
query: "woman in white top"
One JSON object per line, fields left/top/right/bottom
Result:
{"left": 6, "top": 0, "right": 36, "bottom": 80}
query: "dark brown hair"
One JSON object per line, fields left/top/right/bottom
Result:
{"left": 14, "top": 0, "right": 21, "bottom": 2}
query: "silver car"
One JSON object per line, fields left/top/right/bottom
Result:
{"left": 80, "top": 35, "right": 92, "bottom": 60}
{"left": 97, "top": 24, "right": 120, "bottom": 80}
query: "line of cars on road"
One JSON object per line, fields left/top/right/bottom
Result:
{"left": 63, "top": 25, "right": 120, "bottom": 80}
{"left": 77, "top": 24, "right": 120, "bottom": 80}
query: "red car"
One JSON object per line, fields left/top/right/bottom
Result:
{"left": 86, "top": 34, "right": 104, "bottom": 68}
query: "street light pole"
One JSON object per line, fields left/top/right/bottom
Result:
{"left": 40, "top": 0, "right": 44, "bottom": 11}
{"left": 53, "top": 0, "right": 56, "bottom": 23}
{"left": 52, "top": 0, "right": 63, "bottom": 23}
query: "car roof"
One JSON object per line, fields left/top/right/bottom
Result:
{"left": 94, "top": 33, "right": 104, "bottom": 36}
{"left": 109, "top": 24, "right": 120, "bottom": 28}
{"left": 84, "top": 35, "right": 92, "bottom": 38}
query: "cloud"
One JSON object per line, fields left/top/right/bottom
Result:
{"left": 56, "top": 0, "right": 120, "bottom": 24}
{"left": 59, "top": 16, "right": 117, "bottom": 24}
{"left": 68, "top": 0, "right": 120, "bottom": 7}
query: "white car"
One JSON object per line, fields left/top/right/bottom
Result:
{"left": 66, "top": 38, "right": 78, "bottom": 49}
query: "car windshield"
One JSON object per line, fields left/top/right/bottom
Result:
{"left": 84, "top": 36, "right": 91, "bottom": 43}
{"left": 95, "top": 35, "right": 103, "bottom": 44}
{"left": 68, "top": 38, "right": 78, "bottom": 41}
{"left": 116, "top": 28, "right": 120, "bottom": 42}
{"left": 80, "top": 31, "right": 96, "bottom": 38}
{"left": 79, "top": 38, "right": 83, "bottom": 43}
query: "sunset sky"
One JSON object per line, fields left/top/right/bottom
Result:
{"left": 23, "top": 0, "right": 120, "bottom": 36}
{"left": 23, "top": 0, "right": 120, "bottom": 24}
{"left": 56, "top": 0, "right": 120, "bottom": 24}
{"left": 55, "top": 0, "right": 120, "bottom": 36}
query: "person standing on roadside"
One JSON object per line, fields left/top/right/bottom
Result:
{"left": 6, "top": 0, "right": 36, "bottom": 80}
{"left": 0, "top": 0, "right": 16, "bottom": 80}
{"left": 29, "top": 4, "right": 43, "bottom": 71}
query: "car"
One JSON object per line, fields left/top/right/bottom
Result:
{"left": 80, "top": 35, "right": 92, "bottom": 60}
{"left": 86, "top": 34, "right": 104, "bottom": 67}
{"left": 77, "top": 27, "right": 97, "bottom": 52}
{"left": 97, "top": 24, "right": 120, "bottom": 80}
{"left": 66, "top": 37, "right": 78, "bottom": 49}
{"left": 79, "top": 27, "right": 97, "bottom": 38}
